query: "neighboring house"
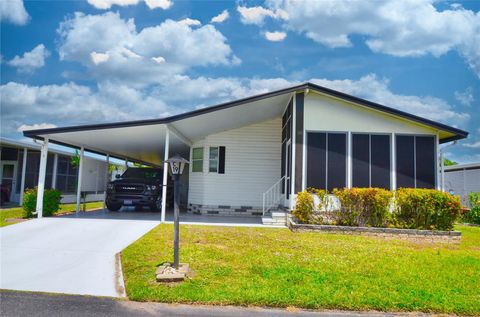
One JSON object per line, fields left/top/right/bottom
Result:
{"left": 0, "top": 137, "right": 117, "bottom": 205}
{"left": 444, "top": 163, "right": 480, "bottom": 206}
{"left": 23, "top": 83, "right": 468, "bottom": 222}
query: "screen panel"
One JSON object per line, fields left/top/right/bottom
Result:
{"left": 371, "top": 135, "right": 391, "bottom": 189}
{"left": 306, "top": 132, "right": 326, "bottom": 189}
{"left": 352, "top": 134, "right": 370, "bottom": 187}
{"left": 327, "top": 133, "right": 347, "bottom": 191}
{"left": 396, "top": 135, "right": 415, "bottom": 188}
{"left": 415, "top": 136, "right": 435, "bottom": 188}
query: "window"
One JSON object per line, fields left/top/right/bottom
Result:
{"left": 55, "top": 155, "right": 78, "bottom": 193}
{"left": 192, "top": 147, "right": 203, "bottom": 172}
{"left": 307, "top": 132, "right": 347, "bottom": 191}
{"left": 209, "top": 147, "right": 219, "bottom": 172}
{"left": 352, "top": 134, "right": 391, "bottom": 189}
{"left": 396, "top": 135, "right": 435, "bottom": 189}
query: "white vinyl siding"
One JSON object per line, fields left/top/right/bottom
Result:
{"left": 188, "top": 118, "right": 281, "bottom": 207}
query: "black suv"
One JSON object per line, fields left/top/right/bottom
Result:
{"left": 106, "top": 168, "right": 164, "bottom": 211}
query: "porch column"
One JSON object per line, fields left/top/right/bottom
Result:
{"left": 19, "top": 148, "right": 28, "bottom": 206}
{"left": 103, "top": 154, "right": 109, "bottom": 211}
{"left": 436, "top": 132, "right": 441, "bottom": 191}
{"left": 391, "top": 133, "right": 397, "bottom": 191}
{"left": 161, "top": 128, "right": 170, "bottom": 222}
{"left": 76, "top": 147, "right": 84, "bottom": 213}
{"left": 347, "top": 132, "right": 352, "bottom": 189}
{"left": 35, "top": 139, "right": 49, "bottom": 218}
{"left": 52, "top": 153, "right": 58, "bottom": 189}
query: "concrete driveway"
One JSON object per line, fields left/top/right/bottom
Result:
{"left": 0, "top": 217, "right": 159, "bottom": 297}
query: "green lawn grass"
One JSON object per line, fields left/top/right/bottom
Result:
{"left": 122, "top": 224, "right": 480, "bottom": 315}
{"left": 0, "top": 201, "right": 104, "bottom": 227}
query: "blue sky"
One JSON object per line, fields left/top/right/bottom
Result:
{"left": 1, "top": 0, "right": 479, "bottom": 163}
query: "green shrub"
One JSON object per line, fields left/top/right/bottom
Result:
{"left": 463, "top": 192, "right": 480, "bottom": 224}
{"left": 292, "top": 190, "right": 315, "bottom": 223}
{"left": 394, "top": 188, "right": 461, "bottom": 230}
{"left": 23, "top": 187, "right": 62, "bottom": 218}
{"left": 292, "top": 188, "right": 330, "bottom": 224}
{"left": 332, "top": 188, "right": 393, "bottom": 227}
{"left": 293, "top": 187, "right": 461, "bottom": 230}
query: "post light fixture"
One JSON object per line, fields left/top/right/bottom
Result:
{"left": 165, "top": 154, "right": 189, "bottom": 269}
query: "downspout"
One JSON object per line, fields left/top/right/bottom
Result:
{"left": 439, "top": 140, "right": 457, "bottom": 192}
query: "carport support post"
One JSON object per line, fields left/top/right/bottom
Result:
{"left": 19, "top": 148, "right": 28, "bottom": 206}
{"left": 76, "top": 147, "right": 84, "bottom": 213}
{"left": 161, "top": 129, "right": 170, "bottom": 222}
{"left": 36, "top": 138, "right": 49, "bottom": 218}
{"left": 103, "top": 154, "right": 109, "bottom": 211}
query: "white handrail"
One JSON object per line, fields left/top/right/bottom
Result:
{"left": 262, "top": 176, "right": 286, "bottom": 216}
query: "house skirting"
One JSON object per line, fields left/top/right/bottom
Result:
{"left": 188, "top": 203, "right": 263, "bottom": 217}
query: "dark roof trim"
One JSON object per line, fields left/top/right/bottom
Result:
{"left": 23, "top": 82, "right": 468, "bottom": 142}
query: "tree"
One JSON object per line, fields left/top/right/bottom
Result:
{"left": 444, "top": 158, "right": 458, "bottom": 166}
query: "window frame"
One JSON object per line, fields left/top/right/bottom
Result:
{"left": 208, "top": 146, "right": 219, "bottom": 173}
{"left": 351, "top": 133, "right": 391, "bottom": 189}
{"left": 191, "top": 147, "right": 204, "bottom": 173}
{"left": 395, "top": 134, "right": 436, "bottom": 189}
{"left": 306, "top": 131, "right": 348, "bottom": 191}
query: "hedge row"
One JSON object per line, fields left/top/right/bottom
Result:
{"left": 293, "top": 188, "right": 462, "bottom": 231}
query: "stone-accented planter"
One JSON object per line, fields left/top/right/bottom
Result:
{"left": 288, "top": 218, "right": 461, "bottom": 243}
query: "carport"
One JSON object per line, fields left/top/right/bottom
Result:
{"left": 23, "top": 122, "right": 191, "bottom": 222}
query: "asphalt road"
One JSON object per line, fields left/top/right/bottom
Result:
{"left": 0, "top": 291, "right": 436, "bottom": 317}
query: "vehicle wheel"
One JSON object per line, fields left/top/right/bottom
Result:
{"left": 106, "top": 201, "right": 122, "bottom": 211}
{"left": 150, "top": 197, "right": 162, "bottom": 212}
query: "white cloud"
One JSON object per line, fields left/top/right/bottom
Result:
{"left": 267, "top": 0, "right": 480, "bottom": 77}
{"left": 463, "top": 141, "right": 480, "bottom": 149}
{"left": 0, "top": 0, "right": 29, "bottom": 25}
{"left": 17, "top": 123, "right": 57, "bottom": 132}
{"left": 211, "top": 10, "right": 229, "bottom": 23}
{"left": 264, "top": 31, "right": 286, "bottom": 42}
{"left": 151, "top": 56, "right": 165, "bottom": 64}
{"left": 87, "top": 0, "right": 139, "bottom": 10}
{"left": 237, "top": 6, "right": 288, "bottom": 25}
{"left": 57, "top": 12, "right": 238, "bottom": 87}
{"left": 144, "top": 0, "right": 172, "bottom": 10}
{"left": 455, "top": 87, "right": 474, "bottom": 106}
{"left": 0, "top": 81, "right": 169, "bottom": 137}
{"left": 90, "top": 51, "right": 110, "bottom": 64}
{"left": 178, "top": 18, "right": 201, "bottom": 27}
{"left": 8, "top": 44, "right": 50, "bottom": 73}
{"left": 87, "top": 0, "right": 172, "bottom": 10}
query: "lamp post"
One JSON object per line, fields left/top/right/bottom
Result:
{"left": 165, "top": 154, "right": 189, "bottom": 269}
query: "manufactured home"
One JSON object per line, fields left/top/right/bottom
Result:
{"left": 23, "top": 83, "right": 468, "bottom": 223}
{"left": 0, "top": 137, "right": 120, "bottom": 206}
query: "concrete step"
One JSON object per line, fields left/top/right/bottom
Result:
{"left": 262, "top": 211, "right": 288, "bottom": 226}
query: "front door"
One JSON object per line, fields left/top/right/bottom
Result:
{"left": 0, "top": 161, "right": 18, "bottom": 204}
